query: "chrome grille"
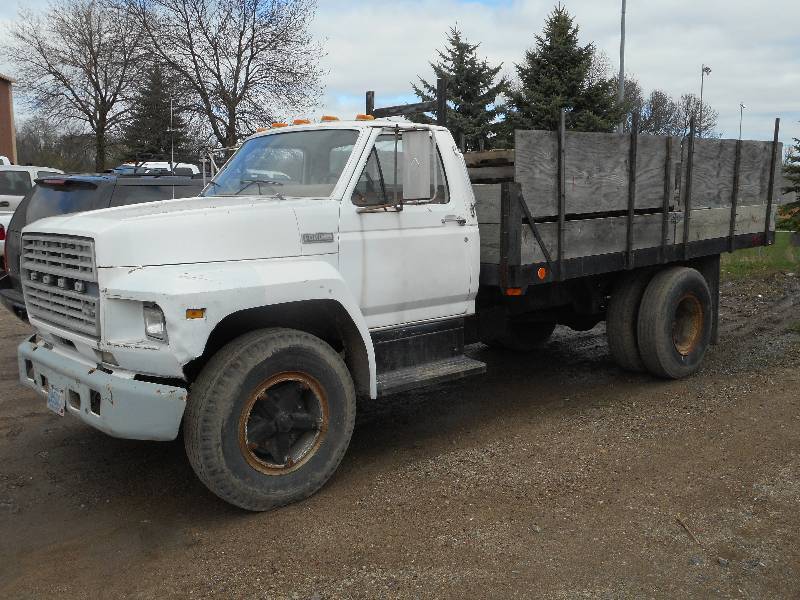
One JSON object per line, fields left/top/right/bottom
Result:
{"left": 21, "top": 234, "right": 99, "bottom": 338}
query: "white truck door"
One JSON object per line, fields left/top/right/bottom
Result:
{"left": 339, "top": 128, "right": 474, "bottom": 330}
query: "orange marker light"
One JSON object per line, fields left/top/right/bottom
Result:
{"left": 293, "top": 119, "right": 311, "bottom": 125}
{"left": 321, "top": 115, "right": 340, "bottom": 122}
{"left": 186, "top": 308, "right": 206, "bottom": 320}
{"left": 271, "top": 122, "right": 288, "bottom": 128}
{"left": 355, "top": 114, "right": 375, "bottom": 121}
{"left": 503, "top": 287, "right": 523, "bottom": 296}
{"left": 537, "top": 267, "right": 548, "bottom": 280}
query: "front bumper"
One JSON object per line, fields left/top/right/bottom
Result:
{"left": 18, "top": 336, "right": 187, "bottom": 441}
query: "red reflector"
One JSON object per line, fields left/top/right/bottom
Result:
{"left": 0, "top": 224, "right": 6, "bottom": 242}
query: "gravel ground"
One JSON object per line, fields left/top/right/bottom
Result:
{"left": 1, "top": 272, "right": 799, "bottom": 599}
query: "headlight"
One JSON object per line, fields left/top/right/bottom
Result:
{"left": 143, "top": 303, "right": 168, "bottom": 342}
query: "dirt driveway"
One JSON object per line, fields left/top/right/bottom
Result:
{"left": 1, "top": 272, "right": 799, "bottom": 599}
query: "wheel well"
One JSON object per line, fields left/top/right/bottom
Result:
{"left": 183, "top": 300, "right": 371, "bottom": 397}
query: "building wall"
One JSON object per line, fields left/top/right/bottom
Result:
{"left": 0, "top": 79, "right": 17, "bottom": 164}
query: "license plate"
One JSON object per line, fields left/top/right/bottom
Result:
{"left": 47, "top": 386, "right": 66, "bottom": 416}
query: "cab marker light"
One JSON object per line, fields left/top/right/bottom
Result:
{"left": 293, "top": 119, "right": 311, "bottom": 125}
{"left": 256, "top": 127, "right": 269, "bottom": 133}
{"left": 355, "top": 114, "right": 375, "bottom": 121}
{"left": 537, "top": 267, "right": 548, "bottom": 281}
{"left": 186, "top": 308, "right": 206, "bottom": 320}
{"left": 503, "top": 287, "right": 523, "bottom": 296}
{"left": 271, "top": 122, "right": 288, "bottom": 128}
{"left": 321, "top": 115, "right": 340, "bottom": 122}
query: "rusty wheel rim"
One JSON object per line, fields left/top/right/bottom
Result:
{"left": 238, "top": 372, "right": 329, "bottom": 475}
{"left": 672, "top": 293, "right": 704, "bottom": 356}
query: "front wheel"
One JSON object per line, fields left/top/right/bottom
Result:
{"left": 183, "top": 328, "right": 356, "bottom": 511}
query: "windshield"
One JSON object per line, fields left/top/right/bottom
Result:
{"left": 203, "top": 129, "right": 360, "bottom": 198}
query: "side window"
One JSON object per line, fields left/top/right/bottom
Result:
{"left": 352, "top": 149, "right": 387, "bottom": 207}
{"left": 351, "top": 131, "right": 449, "bottom": 207}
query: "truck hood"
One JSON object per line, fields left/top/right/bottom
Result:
{"left": 21, "top": 195, "right": 341, "bottom": 268}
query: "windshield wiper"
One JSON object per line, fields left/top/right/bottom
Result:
{"left": 235, "top": 179, "right": 285, "bottom": 196}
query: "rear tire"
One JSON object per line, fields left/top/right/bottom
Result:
{"left": 486, "top": 321, "right": 556, "bottom": 352}
{"left": 637, "top": 267, "right": 712, "bottom": 379}
{"left": 606, "top": 270, "right": 652, "bottom": 372}
{"left": 184, "top": 328, "right": 356, "bottom": 511}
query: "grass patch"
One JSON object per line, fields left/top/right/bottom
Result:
{"left": 788, "top": 321, "right": 800, "bottom": 335}
{"left": 721, "top": 231, "right": 800, "bottom": 280}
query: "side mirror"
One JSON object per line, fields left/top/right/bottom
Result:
{"left": 402, "top": 130, "right": 432, "bottom": 201}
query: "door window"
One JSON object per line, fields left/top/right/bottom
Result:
{"left": 352, "top": 131, "right": 448, "bottom": 207}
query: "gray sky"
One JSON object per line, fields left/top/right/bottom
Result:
{"left": 2, "top": 0, "right": 798, "bottom": 147}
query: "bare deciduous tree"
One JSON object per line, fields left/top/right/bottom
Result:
{"left": 6, "top": 0, "right": 144, "bottom": 171}
{"left": 129, "top": 0, "right": 323, "bottom": 148}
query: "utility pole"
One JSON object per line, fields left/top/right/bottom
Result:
{"left": 739, "top": 103, "right": 746, "bottom": 140}
{"left": 616, "top": 0, "right": 626, "bottom": 133}
{"left": 698, "top": 64, "right": 711, "bottom": 138}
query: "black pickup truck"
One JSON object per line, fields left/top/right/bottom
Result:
{"left": 0, "top": 174, "right": 205, "bottom": 320}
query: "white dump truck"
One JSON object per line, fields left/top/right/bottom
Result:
{"left": 16, "top": 112, "right": 782, "bottom": 510}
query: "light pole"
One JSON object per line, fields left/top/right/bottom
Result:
{"left": 739, "top": 103, "right": 746, "bottom": 140}
{"left": 698, "top": 64, "right": 711, "bottom": 137}
{"left": 616, "top": 0, "right": 627, "bottom": 133}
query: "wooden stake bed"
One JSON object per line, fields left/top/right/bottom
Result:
{"left": 470, "top": 117, "right": 784, "bottom": 288}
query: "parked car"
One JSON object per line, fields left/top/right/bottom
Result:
{"left": 112, "top": 161, "right": 201, "bottom": 176}
{"left": 0, "top": 165, "right": 64, "bottom": 213}
{"left": 0, "top": 174, "right": 205, "bottom": 320}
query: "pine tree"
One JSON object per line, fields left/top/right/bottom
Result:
{"left": 779, "top": 134, "right": 800, "bottom": 231}
{"left": 122, "top": 64, "right": 189, "bottom": 166}
{"left": 412, "top": 27, "right": 508, "bottom": 151}
{"left": 505, "top": 5, "right": 621, "bottom": 134}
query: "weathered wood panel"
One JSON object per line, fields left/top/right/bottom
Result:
{"left": 479, "top": 204, "right": 775, "bottom": 264}
{"left": 468, "top": 166, "right": 514, "bottom": 183}
{"left": 672, "top": 204, "right": 776, "bottom": 243}
{"left": 514, "top": 130, "right": 679, "bottom": 218}
{"left": 463, "top": 150, "right": 515, "bottom": 167}
{"left": 479, "top": 213, "right": 676, "bottom": 264}
{"left": 680, "top": 139, "right": 782, "bottom": 209}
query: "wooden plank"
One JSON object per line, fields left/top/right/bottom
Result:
{"left": 680, "top": 139, "right": 782, "bottom": 208}
{"left": 468, "top": 165, "right": 515, "bottom": 183}
{"left": 673, "top": 204, "right": 777, "bottom": 242}
{"left": 479, "top": 213, "right": 677, "bottom": 264}
{"left": 478, "top": 203, "right": 777, "bottom": 265}
{"left": 463, "top": 150, "right": 515, "bottom": 167}
{"left": 514, "top": 130, "right": 679, "bottom": 218}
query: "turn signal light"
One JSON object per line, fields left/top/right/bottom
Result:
{"left": 355, "top": 114, "right": 375, "bottom": 121}
{"left": 271, "top": 122, "right": 288, "bottom": 128}
{"left": 0, "top": 224, "right": 5, "bottom": 242}
{"left": 186, "top": 308, "right": 206, "bottom": 320}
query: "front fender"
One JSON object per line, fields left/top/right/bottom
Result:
{"left": 99, "top": 256, "right": 377, "bottom": 397}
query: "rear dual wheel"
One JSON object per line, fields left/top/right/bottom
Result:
{"left": 607, "top": 267, "right": 712, "bottom": 379}
{"left": 184, "top": 328, "right": 356, "bottom": 511}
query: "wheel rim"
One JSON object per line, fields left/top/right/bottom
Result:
{"left": 238, "top": 372, "right": 329, "bottom": 475}
{"left": 672, "top": 293, "right": 704, "bottom": 356}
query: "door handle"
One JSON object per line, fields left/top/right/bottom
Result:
{"left": 442, "top": 215, "right": 467, "bottom": 226}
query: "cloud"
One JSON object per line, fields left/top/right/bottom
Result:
{"left": 310, "top": 0, "right": 800, "bottom": 146}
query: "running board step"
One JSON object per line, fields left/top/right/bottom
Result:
{"left": 376, "top": 355, "right": 486, "bottom": 397}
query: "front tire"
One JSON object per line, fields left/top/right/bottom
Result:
{"left": 636, "top": 267, "right": 712, "bottom": 379}
{"left": 184, "top": 328, "right": 356, "bottom": 511}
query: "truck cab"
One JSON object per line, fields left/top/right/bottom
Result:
{"left": 16, "top": 119, "right": 485, "bottom": 510}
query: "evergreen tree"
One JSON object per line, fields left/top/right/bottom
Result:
{"left": 122, "top": 64, "right": 189, "bottom": 166}
{"left": 780, "top": 133, "right": 800, "bottom": 231}
{"left": 412, "top": 27, "right": 508, "bottom": 151}
{"left": 505, "top": 5, "right": 621, "bottom": 134}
